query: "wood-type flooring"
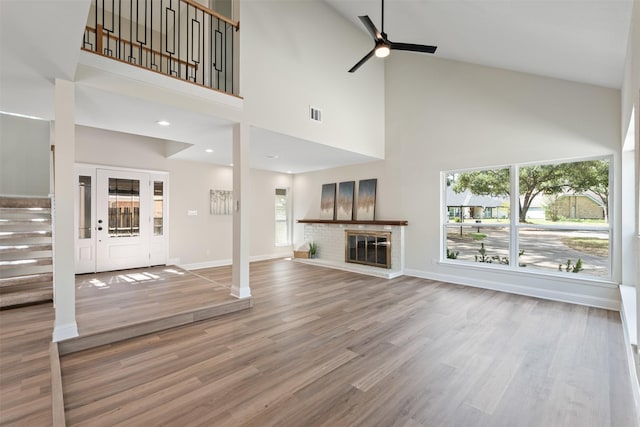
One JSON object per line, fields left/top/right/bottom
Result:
{"left": 59, "top": 259, "right": 637, "bottom": 426}
{"left": 0, "top": 302, "right": 54, "bottom": 426}
{"left": 74, "top": 265, "right": 238, "bottom": 336}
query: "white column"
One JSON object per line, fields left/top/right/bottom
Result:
{"left": 231, "top": 122, "right": 251, "bottom": 299}
{"left": 52, "top": 79, "right": 78, "bottom": 341}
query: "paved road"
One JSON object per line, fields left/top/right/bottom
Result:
{"left": 447, "top": 226, "right": 609, "bottom": 277}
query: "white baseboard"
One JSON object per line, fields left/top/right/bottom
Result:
{"left": 293, "top": 258, "right": 403, "bottom": 279}
{"left": 404, "top": 268, "right": 620, "bottom": 311}
{"left": 620, "top": 285, "right": 638, "bottom": 346}
{"left": 250, "top": 253, "right": 289, "bottom": 263}
{"left": 618, "top": 288, "right": 640, "bottom": 422}
{"left": 179, "top": 253, "right": 288, "bottom": 271}
{"left": 230, "top": 286, "right": 252, "bottom": 299}
{"left": 52, "top": 322, "right": 78, "bottom": 342}
{"left": 179, "top": 259, "right": 232, "bottom": 270}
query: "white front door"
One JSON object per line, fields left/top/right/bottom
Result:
{"left": 75, "top": 166, "right": 169, "bottom": 273}
{"left": 96, "top": 169, "right": 151, "bottom": 272}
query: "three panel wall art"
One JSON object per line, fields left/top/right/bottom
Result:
{"left": 319, "top": 179, "right": 377, "bottom": 220}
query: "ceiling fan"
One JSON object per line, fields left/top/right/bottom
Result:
{"left": 348, "top": 0, "right": 438, "bottom": 73}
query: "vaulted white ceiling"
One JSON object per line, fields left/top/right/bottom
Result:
{"left": 0, "top": 0, "right": 634, "bottom": 173}
{"left": 326, "top": 0, "right": 633, "bottom": 89}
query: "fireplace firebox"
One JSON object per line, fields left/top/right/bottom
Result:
{"left": 345, "top": 230, "right": 391, "bottom": 269}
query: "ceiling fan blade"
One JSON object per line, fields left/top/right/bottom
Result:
{"left": 390, "top": 42, "right": 437, "bottom": 54}
{"left": 358, "top": 15, "right": 382, "bottom": 40}
{"left": 348, "top": 49, "right": 376, "bottom": 73}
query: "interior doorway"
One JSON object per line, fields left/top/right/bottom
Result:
{"left": 75, "top": 165, "right": 169, "bottom": 274}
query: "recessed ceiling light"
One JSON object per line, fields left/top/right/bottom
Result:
{"left": 205, "top": 149, "right": 214, "bottom": 153}
{"left": 266, "top": 154, "right": 279, "bottom": 159}
{"left": 156, "top": 120, "right": 170, "bottom": 126}
{"left": 229, "top": 163, "right": 234, "bottom": 167}
{"left": 287, "top": 171, "right": 293, "bottom": 174}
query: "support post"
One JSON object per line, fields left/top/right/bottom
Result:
{"left": 231, "top": 122, "right": 251, "bottom": 299}
{"left": 52, "top": 79, "right": 78, "bottom": 342}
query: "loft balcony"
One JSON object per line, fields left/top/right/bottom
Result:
{"left": 82, "top": 0, "right": 239, "bottom": 97}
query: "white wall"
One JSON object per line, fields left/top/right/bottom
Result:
{"left": 295, "top": 54, "right": 622, "bottom": 308}
{"left": 0, "top": 113, "right": 51, "bottom": 196}
{"left": 241, "top": 0, "right": 385, "bottom": 159}
{"left": 622, "top": 0, "right": 640, "bottom": 138}
{"left": 75, "top": 126, "right": 293, "bottom": 267}
{"left": 620, "top": 0, "right": 640, "bottom": 361}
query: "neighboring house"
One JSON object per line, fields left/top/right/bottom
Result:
{"left": 555, "top": 192, "right": 606, "bottom": 220}
{"left": 446, "top": 187, "right": 508, "bottom": 220}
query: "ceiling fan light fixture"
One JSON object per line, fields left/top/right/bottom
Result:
{"left": 375, "top": 44, "right": 390, "bottom": 58}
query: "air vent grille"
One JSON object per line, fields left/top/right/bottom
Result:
{"left": 309, "top": 106, "right": 322, "bottom": 123}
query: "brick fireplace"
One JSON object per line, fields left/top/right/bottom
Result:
{"left": 296, "top": 220, "right": 407, "bottom": 278}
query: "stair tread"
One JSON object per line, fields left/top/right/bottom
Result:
{"left": 0, "top": 197, "right": 51, "bottom": 209}
{"left": 0, "top": 273, "right": 53, "bottom": 287}
{"left": 0, "top": 219, "right": 51, "bottom": 226}
{"left": 0, "top": 231, "right": 52, "bottom": 239}
{"left": 0, "top": 288, "right": 53, "bottom": 307}
{"left": 0, "top": 243, "right": 53, "bottom": 252}
{"left": 0, "top": 258, "right": 53, "bottom": 266}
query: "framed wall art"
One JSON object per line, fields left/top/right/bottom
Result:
{"left": 320, "top": 183, "right": 336, "bottom": 220}
{"left": 357, "top": 179, "right": 377, "bottom": 220}
{"left": 337, "top": 181, "right": 355, "bottom": 220}
{"left": 210, "top": 189, "right": 233, "bottom": 215}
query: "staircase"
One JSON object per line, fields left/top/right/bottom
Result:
{"left": 0, "top": 196, "right": 54, "bottom": 308}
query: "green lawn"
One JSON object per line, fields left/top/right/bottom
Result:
{"left": 562, "top": 237, "right": 609, "bottom": 257}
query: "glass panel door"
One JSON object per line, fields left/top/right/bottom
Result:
{"left": 96, "top": 169, "right": 150, "bottom": 272}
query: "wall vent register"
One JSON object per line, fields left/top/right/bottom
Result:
{"left": 345, "top": 230, "right": 391, "bottom": 269}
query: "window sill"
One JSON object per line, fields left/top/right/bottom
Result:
{"left": 437, "top": 259, "right": 617, "bottom": 289}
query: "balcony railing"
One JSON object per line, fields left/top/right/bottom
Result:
{"left": 83, "top": 0, "right": 238, "bottom": 96}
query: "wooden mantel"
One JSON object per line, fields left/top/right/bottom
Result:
{"left": 297, "top": 219, "right": 408, "bottom": 226}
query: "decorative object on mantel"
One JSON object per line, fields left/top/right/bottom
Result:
{"left": 210, "top": 189, "right": 233, "bottom": 215}
{"left": 337, "top": 181, "right": 355, "bottom": 221}
{"left": 293, "top": 241, "right": 311, "bottom": 259}
{"left": 357, "top": 179, "right": 377, "bottom": 220}
{"left": 320, "top": 183, "right": 337, "bottom": 220}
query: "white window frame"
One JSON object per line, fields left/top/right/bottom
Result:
{"left": 441, "top": 155, "right": 613, "bottom": 281}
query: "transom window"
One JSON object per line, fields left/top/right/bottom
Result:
{"left": 443, "top": 157, "right": 611, "bottom": 279}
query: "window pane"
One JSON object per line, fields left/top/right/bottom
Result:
{"left": 275, "top": 188, "right": 289, "bottom": 245}
{"left": 78, "top": 175, "right": 91, "bottom": 239}
{"left": 445, "top": 167, "right": 511, "bottom": 265}
{"left": 446, "top": 168, "right": 511, "bottom": 224}
{"left": 446, "top": 225, "right": 510, "bottom": 264}
{"left": 518, "top": 159, "right": 609, "bottom": 225}
{"left": 153, "top": 181, "right": 163, "bottom": 236}
{"left": 518, "top": 228, "right": 609, "bottom": 277}
{"left": 108, "top": 178, "right": 140, "bottom": 237}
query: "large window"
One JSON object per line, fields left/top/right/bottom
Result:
{"left": 443, "top": 157, "right": 611, "bottom": 279}
{"left": 275, "top": 188, "right": 290, "bottom": 246}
